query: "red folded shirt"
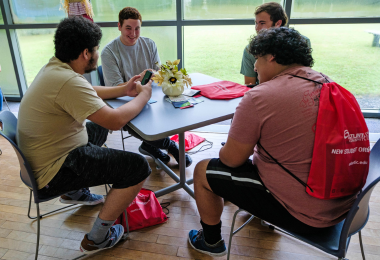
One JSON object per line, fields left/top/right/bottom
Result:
{"left": 191, "top": 80, "right": 251, "bottom": 100}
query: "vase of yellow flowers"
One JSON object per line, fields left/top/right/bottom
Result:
{"left": 152, "top": 59, "right": 192, "bottom": 96}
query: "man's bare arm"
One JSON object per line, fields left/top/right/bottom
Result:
{"left": 93, "top": 75, "right": 142, "bottom": 99}
{"left": 88, "top": 79, "right": 152, "bottom": 130}
{"left": 244, "top": 76, "right": 257, "bottom": 85}
{"left": 219, "top": 136, "right": 255, "bottom": 168}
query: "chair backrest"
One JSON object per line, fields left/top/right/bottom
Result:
{"left": 0, "top": 87, "right": 4, "bottom": 111}
{"left": 0, "top": 110, "right": 17, "bottom": 142}
{"left": 0, "top": 111, "right": 40, "bottom": 202}
{"left": 338, "top": 138, "right": 380, "bottom": 253}
{"left": 97, "top": 65, "right": 105, "bottom": 86}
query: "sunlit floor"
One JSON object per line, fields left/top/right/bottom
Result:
{"left": 1, "top": 127, "right": 380, "bottom": 260}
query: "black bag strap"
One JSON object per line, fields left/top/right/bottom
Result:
{"left": 290, "top": 73, "right": 330, "bottom": 84}
{"left": 257, "top": 142, "right": 314, "bottom": 193}
{"left": 258, "top": 72, "right": 330, "bottom": 193}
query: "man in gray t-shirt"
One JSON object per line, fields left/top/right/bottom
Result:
{"left": 240, "top": 2, "right": 311, "bottom": 86}
{"left": 101, "top": 34, "right": 160, "bottom": 86}
{"left": 101, "top": 7, "right": 192, "bottom": 167}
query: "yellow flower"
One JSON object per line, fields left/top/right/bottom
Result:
{"left": 154, "top": 59, "right": 192, "bottom": 90}
{"left": 183, "top": 75, "right": 192, "bottom": 87}
{"left": 152, "top": 71, "right": 164, "bottom": 86}
{"left": 172, "top": 59, "right": 180, "bottom": 65}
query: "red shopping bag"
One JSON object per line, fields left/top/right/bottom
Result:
{"left": 114, "top": 188, "right": 168, "bottom": 231}
{"left": 170, "top": 132, "right": 206, "bottom": 151}
{"left": 306, "top": 82, "right": 370, "bottom": 199}
{"left": 191, "top": 81, "right": 250, "bottom": 100}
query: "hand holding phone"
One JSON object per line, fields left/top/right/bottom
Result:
{"left": 141, "top": 70, "right": 153, "bottom": 85}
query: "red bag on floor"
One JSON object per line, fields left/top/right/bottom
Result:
{"left": 191, "top": 81, "right": 250, "bottom": 100}
{"left": 170, "top": 132, "right": 206, "bottom": 151}
{"left": 307, "top": 81, "right": 370, "bottom": 199}
{"left": 114, "top": 188, "right": 168, "bottom": 231}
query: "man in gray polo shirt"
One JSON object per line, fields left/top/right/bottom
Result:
{"left": 101, "top": 7, "right": 192, "bottom": 167}
{"left": 241, "top": 2, "right": 311, "bottom": 85}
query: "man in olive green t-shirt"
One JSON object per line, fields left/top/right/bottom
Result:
{"left": 240, "top": 2, "right": 311, "bottom": 85}
{"left": 17, "top": 17, "right": 152, "bottom": 255}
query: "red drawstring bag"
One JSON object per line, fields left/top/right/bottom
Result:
{"left": 114, "top": 188, "right": 168, "bottom": 231}
{"left": 170, "top": 132, "right": 206, "bottom": 151}
{"left": 191, "top": 81, "right": 251, "bottom": 100}
{"left": 307, "top": 81, "right": 370, "bottom": 199}
{"left": 259, "top": 75, "right": 370, "bottom": 200}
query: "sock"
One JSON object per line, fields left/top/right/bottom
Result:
{"left": 87, "top": 216, "right": 116, "bottom": 244}
{"left": 200, "top": 220, "right": 222, "bottom": 245}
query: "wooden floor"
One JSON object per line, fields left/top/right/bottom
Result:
{"left": 1, "top": 130, "right": 380, "bottom": 260}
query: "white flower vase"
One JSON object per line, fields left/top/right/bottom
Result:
{"left": 162, "top": 83, "right": 185, "bottom": 96}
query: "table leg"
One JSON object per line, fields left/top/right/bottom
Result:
{"left": 154, "top": 132, "right": 194, "bottom": 198}
{"left": 179, "top": 132, "right": 195, "bottom": 197}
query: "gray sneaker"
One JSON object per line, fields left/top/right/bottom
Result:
{"left": 80, "top": 224, "right": 124, "bottom": 254}
{"left": 60, "top": 188, "right": 104, "bottom": 206}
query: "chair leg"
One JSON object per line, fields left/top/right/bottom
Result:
{"left": 359, "top": 231, "right": 366, "bottom": 260}
{"left": 120, "top": 129, "right": 132, "bottom": 151}
{"left": 227, "top": 209, "right": 255, "bottom": 260}
{"left": 121, "top": 130, "right": 126, "bottom": 151}
{"left": 122, "top": 209, "right": 130, "bottom": 240}
{"left": 35, "top": 203, "right": 40, "bottom": 260}
{"left": 27, "top": 190, "right": 77, "bottom": 220}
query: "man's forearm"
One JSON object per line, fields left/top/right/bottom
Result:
{"left": 114, "top": 92, "right": 150, "bottom": 127}
{"left": 93, "top": 85, "right": 124, "bottom": 99}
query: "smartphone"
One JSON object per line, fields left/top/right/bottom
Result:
{"left": 141, "top": 70, "right": 153, "bottom": 85}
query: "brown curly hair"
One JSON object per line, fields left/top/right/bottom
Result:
{"left": 255, "top": 2, "right": 288, "bottom": 27}
{"left": 119, "top": 7, "right": 142, "bottom": 26}
{"left": 249, "top": 27, "right": 314, "bottom": 67}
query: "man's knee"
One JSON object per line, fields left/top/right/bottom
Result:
{"left": 136, "top": 153, "right": 152, "bottom": 176}
{"left": 194, "top": 159, "right": 211, "bottom": 185}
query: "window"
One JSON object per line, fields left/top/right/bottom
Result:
{"left": 93, "top": 0, "right": 176, "bottom": 22}
{"left": 10, "top": 0, "right": 65, "bottom": 24}
{"left": 16, "top": 29, "right": 55, "bottom": 86}
{"left": 0, "top": 5, "right": 4, "bottom": 24}
{"left": 16, "top": 26, "right": 177, "bottom": 86}
{"left": 291, "top": 23, "right": 380, "bottom": 108}
{"left": 0, "top": 30, "right": 19, "bottom": 96}
{"left": 184, "top": 25, "right": 255, "bottom": 84}
{"left": 291, "top": 0, "right": 380, "bottom": 18}
{"left": 184, "top": 0, "right": 282, "bottom": 20}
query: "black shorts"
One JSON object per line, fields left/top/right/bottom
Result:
{"left": 39, "top": 122, "right": 151, "bottom": 198}
{"left": 206, "top": 158, "right": 324, "bottom": 234}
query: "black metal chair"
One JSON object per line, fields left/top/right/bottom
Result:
{"left": 0, "top": 110, "right": 129, "bottom": 259}
{"left": 227, "top": 139, "right": 380, "bottom": 260}
{"left": 97, "top": 65, "right": 132, "bottom": 151}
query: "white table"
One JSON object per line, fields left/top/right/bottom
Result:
{"left": 106, "top": 73, "right": 243, "bottom": 198}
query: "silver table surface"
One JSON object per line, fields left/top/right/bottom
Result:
{"left": 106, "top": 73, "right": 243, "bottom": 198}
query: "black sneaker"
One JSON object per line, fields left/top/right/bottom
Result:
{"left": 167, "top": 140, "right": 192, "bottom": 167}
{"left": 188, "top": 229, "right": 227, "bottom": 257}
{"left": 139, "top": 142, "right": 170, "bottom": 164}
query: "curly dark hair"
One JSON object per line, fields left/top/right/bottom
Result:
{"left": 119, "top": 7, "right": 142, "bottom": 25}
{"left": 54, "top": 16, "right": 102, "bottom": 63}
{"left": 249, "top": 27, "right": 314, "bottom": 67}
{"left": 255, "top": 2, "right": 288, "bottom": 27}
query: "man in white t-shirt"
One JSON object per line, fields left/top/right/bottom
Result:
{"left": 101, "top": 7, "right": 192, "bottom": 167}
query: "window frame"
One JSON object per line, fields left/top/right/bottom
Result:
{"left": 0, "top": 0, "right": 379, "bottom": 117}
